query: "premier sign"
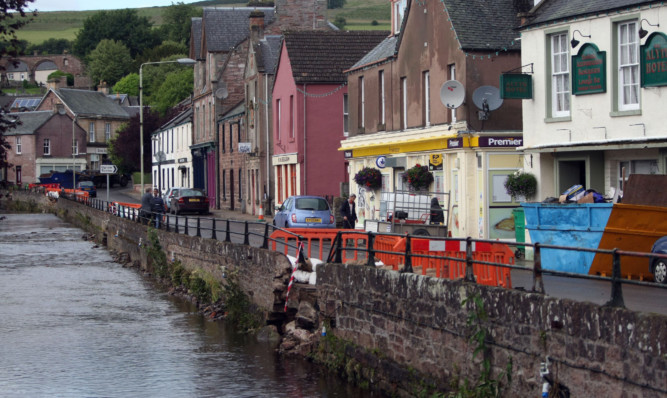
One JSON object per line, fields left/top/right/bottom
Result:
{"left": 478, "top": 137, "right": 523, "bottom": 147}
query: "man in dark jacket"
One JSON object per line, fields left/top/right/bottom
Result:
{"left": 140, "top": 187, "right": 152, "bottom": 225}
{"left": 151, "top": 188, "right": 165, "bottom": 228}
{"left": 340, "top": 193, "right": 357, "bottom": 229}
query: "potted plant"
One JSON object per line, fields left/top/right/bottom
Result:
{"left": 353, "top": 166, "right": 382, "bottom": 190}
{"left": 402, "top": 164, "right": 434, "bottom": 191}
{"left": 504, "top": 170, "right": 537, "bottom": 201}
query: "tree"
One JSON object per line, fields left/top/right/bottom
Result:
{"left": 112, "top": 73, "right": 139, "bottom": 97}
{"left": 136, "top": 41, "right": 188, "bottom": 67}
{"left": 0, "top": 0, "right": 36, "bottom": 175}
{"left": 87, "top": 39, "right": 132, "bottom": 87}
{"left": 327, "top": 0, "right": 346, "bottom": 9}
{"left": 154, "top": 68, "right": 193, "bottom": 115}
{"left": 158, "top": 2, "right": 202, "bottom": 45}
{"left": 26, "top": 38, "right": 71, "bottom": 55}
{"left": 72, "top": 9, "right": 160, "bottom": 59}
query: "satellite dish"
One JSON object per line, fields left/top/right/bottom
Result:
{"left": 215, "top": 84, "right": 229, "bottom": 100}
{"left": 440, "top": 80, "right": 465, "bottom": 109}
{"left": 472, "top": 86, "right": 503, "bottom": 111}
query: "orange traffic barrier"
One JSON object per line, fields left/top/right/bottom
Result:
{"left": 270, "top": 228, "right": 366, "bottom": 262}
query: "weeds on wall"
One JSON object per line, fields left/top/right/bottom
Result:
{"left": 220, "top": 269, "right": 262, "bottom": 332}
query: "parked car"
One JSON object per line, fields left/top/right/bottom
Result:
{"left": 650, "top": 236, "right": 667, "bottom": 284}
{"left": 162, "top": 187, "right": 185, "bottom": 211}
{"left": 76, "top": 180, "right": 97, "bottom": 198}
{"left": 273, "top": 195, "right": 335, "bottom": 229}
{"left": 169, "top": 188, "right": 209, "bottom": 215}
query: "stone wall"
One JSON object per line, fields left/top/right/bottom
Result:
{"left": 317, "top": 263, "right": 667, "bottom": 397}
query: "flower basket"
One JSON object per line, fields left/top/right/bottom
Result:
{"left": 504, "top": 171, "right": 537, "bottom": 201}
{"left": 353, "top": 167, "right": 382, "bottom": 190}
{"left": 402, "top": 164, "right": 434, "bottom": 191}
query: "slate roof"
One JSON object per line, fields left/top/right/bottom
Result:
{"left": 203, "top": 7, "right": 276, "bottom": 53}
{"left": 521, "top": 0, "right": 663, "bottom": 28}
{"left": 49, "top": 88, "right": 130, "bottom": 119}
{"left": 283, "top": 30, "right": 390, "bottom": 84}
{"left": 257, "top": 35, "right": 283, "bottom": 75}
{"left": 349, "top": 36, "right": 398, "bottom": 71}
{"left": 191, "top": 17, "right": 202, "bottom": 60}
{"left": 5, "top": 111, "right": 53, "bottom": 135}
{"left": 445, "top": 0, "right": 524, "bottom": 51}
{"left": 158, "top": 107, "right": 192, "bottom": 131}
{"left": 35, "top": 61, "right": 57, "bottom": 71}
{"left": 5, "top": 60, "right": 28, "bottom": 72}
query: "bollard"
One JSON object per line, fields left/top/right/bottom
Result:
{"left": 606, "top": 249, "right": 626, "bottom": 308}
{"left": 184, "top": 216, "right": 189, "bottom": 235}
{"left": 211, "top": 219, "right": 217, "bottom": 240}
{"left": 196, "top": 217, "right": 201, "bottom": 238}
{"left": 464, "top": 236, "right": 475, "bottom": 282}
{"left": 532, "top": 243, "right": 545, "bottom": 294}
{"left": 366, "top": 232, "right": 376, "bottom": 266}
{"left": 225, "top": 220, "right": 231, "bottom": 242}
{"left": 174, "top": 215, "right": 179, "bottom": 234}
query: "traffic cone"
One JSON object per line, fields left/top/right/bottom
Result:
{"left": 258, "top": 204, "right": 265, "bottom": 221}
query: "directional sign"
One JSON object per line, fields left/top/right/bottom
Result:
{"left": 100, "top": 164, "right": 118, "bottom": 174}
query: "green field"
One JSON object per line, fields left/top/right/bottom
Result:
{"left": 16, "top": 0, "right": 390, "bottom": 44}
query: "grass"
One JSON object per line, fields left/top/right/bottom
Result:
{"left": 15, "top": 0, "right": 390, "bottom": 44}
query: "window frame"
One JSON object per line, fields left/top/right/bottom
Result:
{"left": 617, "top": 19, "right": 640, "bottom": 112}
{"left": 343, "top": 94, "right": 349, "bottom": 137}
{"left": 43, "top": 138, "right": 51, "bottom": 155}
{"left": 89, "top": 122, "right": 95, "bottom": 142}
{"left": 16, "top": 136, "right": 21, "bottom": 154}
{"left": 549, "top": 32, "right": 571, "bottom": 119}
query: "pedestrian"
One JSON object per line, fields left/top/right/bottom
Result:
{"left": 140, "top": 187, "right": 152, "bottom": 225}
{"left": 340, "top": 193, "right": 357, "bottom": 229}
{"left": 429, "top": 197, "right": 444, "bottom": 225}
{"left": 151, "top": 187, "right": 165, "bottom": 228}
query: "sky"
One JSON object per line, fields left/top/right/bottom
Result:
{"left": 28, "top": 0, "right": 200, "bottom": 12}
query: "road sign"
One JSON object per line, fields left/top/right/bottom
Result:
{"left": 100, "top": 164, "right": 118, "bottom": 174}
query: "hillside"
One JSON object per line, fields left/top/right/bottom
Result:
{"left": 16, "top": 0, "right": 390, "bottom": 44}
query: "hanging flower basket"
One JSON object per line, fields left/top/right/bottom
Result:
{"left": 353, "top": 166, "right": 382, "bottom": 190}
{"left": 504, "top": 170, "right": 537, "bottom": 200}
{"left": 402, "top": 164, "right": 434, "bottom": 191}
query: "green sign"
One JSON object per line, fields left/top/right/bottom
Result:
{"left": 572, "top": 43, "right": 606, "bottom": 95}
{"left": 641, "top": 32, "right": 667, "bottom": 87}
{"left": 500, "top": 74, "right": 532, "bottom": 99}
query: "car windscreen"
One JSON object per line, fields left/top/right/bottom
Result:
{"left": 295, "top": 198, "right": 329, "bottom": 211}
{"left": 79, "top": 181, "right": 94, "bottom": 187}
{"left": 181, "top": 189, "right": 205, "bottom": 197}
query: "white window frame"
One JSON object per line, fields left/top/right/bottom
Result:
{"left": 16, "top": 136, "right": 21, "bottom": 154}
{"left": 73, "top": 139, "right": 78, "bottom": 155}
{"left": 359, "top": 76, "right": 365, "bottom": 129}
{"left": 343, "top": 94, "right": 349, "bottom": 137}
{"left": 43, "top": 138, "right": 50, "bottom": 155}
{"left": 401, "top": 77, "right": 407, "bottom": 130}
{"left": 618, "top": 20, "right": 640, "bottom": 111}
{"left": 379, "top": 70, "right": 385, "bottom": 126}
{"left": 423, "top": 71, "right": 431, "bottom": 127}
{"left": 393, "top": 0, "right": 407, "bottom": 34}
{"left": 551, "top": 33, "right": 570, "bottom": 118}
{"left": 105, "top": 122, "right": 111, "bottom": 142}
{"left": 89, "top": 122, "right": 95, "bottom": 142}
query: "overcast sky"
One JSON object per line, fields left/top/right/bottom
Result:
{"left": 29, "top": 0, "right": 200, "bottom": 12}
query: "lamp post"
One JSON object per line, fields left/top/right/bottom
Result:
{"left": 140, "top": 58, "right": 196, "bottom": 194}
{"left": 72, "top": 115, "right": 77, "bottom": 189}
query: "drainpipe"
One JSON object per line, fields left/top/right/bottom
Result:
{"left": 303, "top": 83, "right": 307, "bottom": 194}
{"left": 215, "top": 116, "right": 220, "bottom": 210}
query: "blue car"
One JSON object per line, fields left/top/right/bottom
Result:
{"left": 273, "top": 195, "right": 335, "bottom": 229}
{"left": 76, "top": 180, "right": 97, "bottom": 198}
{"left": 650, "top": 236, "right": 667, "bottom": 284}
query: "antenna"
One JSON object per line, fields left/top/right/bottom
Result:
{"left": 439, "top": 80, "right": 465, "bottom": 109}
{"left": 215, "top": 84, "right": 229, "bottom": 100}
{"left": 472, "top": 85, "right": 503, "bottom": 120}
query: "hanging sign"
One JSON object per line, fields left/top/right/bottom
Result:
{"left": 641, "top": 32, "right": 667, "bottom": 87}
{"left": 429, "top": 153, "right": 443, "bottom": 171}
{"left": 376, "top": 155, "right": 386, "bottom": 168}
{"left": 500, "top": 74, "right": 532, "bottom": 99}
{"left": 572, "top": 43, "right": 606, "bottom": 95}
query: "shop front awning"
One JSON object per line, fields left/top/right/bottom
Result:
{"left": 520, "top": 136, "right": 667, "bottom": 153}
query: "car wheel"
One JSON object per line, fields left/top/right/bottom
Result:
{"left": 413, "top": 228, "right": 430, "bottom": 236}
{"left": 285, "top": 221, "right": 289, "bottom": 228}
{"left": 653, "top": 259, "right": 667, "bottom": 284}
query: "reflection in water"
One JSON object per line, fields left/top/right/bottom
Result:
{"left": 0, "top": 214, "right": 373, "bottom": 397}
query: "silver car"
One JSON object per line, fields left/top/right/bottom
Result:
{"left": 162, "top": 187, "right": 185, "bottom": 211}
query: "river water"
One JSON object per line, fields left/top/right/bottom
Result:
{"left": 0, "top": 214, "right": 371, "bottom": 397}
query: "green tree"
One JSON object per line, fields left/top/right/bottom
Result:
{"left": 72, "top": 9, "right": 160, "bottom": 59}
{"left": 158, "top": 2, "right": 202, "bottom": 45}
{"left": 87, "top": 39, "right": 132, "bottom": 87}
{"left": 112, "top": 73, "right": 139, "bottom": 97}
{"left": 26, "top": 38, "right": 72, "bottom": 55}
{"left": 47, "top": 70, "right": 74, "bottom": 86}
{"left": 327, "top": 0, "right": 346, "bottom": 9}
{"left": 154, "top": 68, "right": 193, "bottom": 115}
{"left": 136, "top": 41, "right": 188, "bottom": 67}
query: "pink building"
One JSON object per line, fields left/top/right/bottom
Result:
{"left": 271, "top": 30, "right": 388, "bottom": 205}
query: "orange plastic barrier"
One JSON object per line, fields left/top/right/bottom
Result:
{"left": 270, "top": 228, "right": 365, "bottom": 262}
{"left": 111, "top": 201, "right": 141, "bottom": 218}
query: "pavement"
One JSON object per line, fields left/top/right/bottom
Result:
{"left": 122, "top": 185, "right": 273, "bottom": 224}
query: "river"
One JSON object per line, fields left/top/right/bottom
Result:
{"left": 0, "top": 213, "right": 372, "bottom": 397}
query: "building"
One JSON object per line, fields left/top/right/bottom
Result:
{"left": 151, "top": 105, "right": 194, "bottom": 193}
{"left": 339, "top": 0, "right": 528, "bottom": 238}
{"left": 518, "top": 0, "right": 667, "bottom": 199}
{"left": 272, "top": 30, "right": 389, "bottom": 206}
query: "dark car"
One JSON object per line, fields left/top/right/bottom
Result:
{"left": 162, "top": 187, "right": 185, "bottom": 212}
{"left": 76, "top": 180, "right": 97, "bottom": 198}
{"left": 169, "top": 188, "right": 209, "bottom": 215}
{"left": 650, "top": 236, "right": 667, "bottom": 284}
{"left": 273, "top": 195, "right": 335, "bottom": 229}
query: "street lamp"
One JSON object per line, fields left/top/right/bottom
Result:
{"left": 140, "top": 58, "right": 196, "bottom": 194}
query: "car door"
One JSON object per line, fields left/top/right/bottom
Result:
{"left": 275, "top": 197, "right": 292, "bottom": 227}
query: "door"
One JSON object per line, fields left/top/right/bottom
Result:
{"left": 229, "top": 169, "right": 235, "bottom": 211}
{"left": 16, "top": 166, "right": 22, "bottom": 185}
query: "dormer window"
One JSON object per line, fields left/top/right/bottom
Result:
{"left": 393, "top": 0, "right": 407, "bottom": 34}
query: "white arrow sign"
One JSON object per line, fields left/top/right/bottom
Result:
{"left": 100, "top": 164, "right": 118, "bottom": 174}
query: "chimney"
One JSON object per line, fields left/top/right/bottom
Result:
{"left": 98, "top": 81, "right": 109, "bottom": 95}
{"left": 249, "top": 10, "right": 265, "bottom": 42}
{"left": 47, "top": 77, "right": 66, "bottom": 90}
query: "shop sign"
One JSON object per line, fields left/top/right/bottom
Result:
{"left": 500, "top": 74, "right": 532, "bottom": 99}
{"left": 344, "top": 150, "right": 353, "bottom": 159}
{"left": 238, "top": 142, "right": 252, "bottom": 153}
{"left": 376, "top": 155, "right": 386, "bottom": 168}
{"left": 178, "top": 157, "right": 188, "bottom": 163}
{"left": 477, "top": 137, "right": 523, "bottom": 147}
{"left": 572, "top": 43, "right": 606, "bottom": 95}
{"left": 273, "top": 153, "right": 298, "bottom": 165}
{"left": 447, "top": 138, "right": 463, "bottom": 148}
{"left": 429, "top": 153, "right": 443, "bottom": 171}
{"left": 641, "top": 32, "right": 667, "bottom": 87}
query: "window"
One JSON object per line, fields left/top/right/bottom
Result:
{"left": 222, "top": 169, "right": 226, "bottom": 200}
{"left": 16, "top": 137, "right": 21, "bottom": 154}
{"left": 43, "top": 138, "right": 50, "bottom": 155}
{"left": 379, "top": 70, "right": 385, "bottom": 127}
{"left": 221, "top": 124, "right": 226, "bottom": 153}
{"left": 105, "top": 123, "right": 111, "bottom": 142}
{"left": 202, "top": 105, "right": 206, "bottom": 139}
{"left": 90, "top": 154, "right": 99, "bottom": 171}
{"left": 393, "top": 0, "right": 407, "bottom": 34}
{"left": 276, "top": 99, "right": 281, "bottom": 140}
{"left": 423, "top": 71, "right": 430, "bottom": 127}
{"left": 618, "top": 21, "right": 640, "bottom": 111}
{"left": 343, "top": 94, "right": 349, "bottom": 137}
{"left": 195, "top": 106, "right": 200, "bottom": 139}
{"left": 229, "top": 123, "right": 233, "bottom": 153}
{"left": 449, "top": 64, "right": 457, "bottom": 123}
{"left": 619, "top": 159, "right": 658, "bottom": 191}
{"left": 73, "top": 139, "right": 78, "bottom": 155}
{"left": 289, "top": 95, "right": 294, "bottom": 139}
{"left": 551, "top": 33, "right": 570, "bottom": 118}
{"left": 400, "top": 77, "right": 407, "bottom": 130}
{"left": 89, "top": 122, "right": 95, "bottom": 142}
{"left": 358, "top": 76, "right": 365, "bottom": 129}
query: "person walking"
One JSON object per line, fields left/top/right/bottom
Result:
{"left": 340, "top": 193, "right": 357, "bottom": 229}
{"left": 151, "top": 188, "right": 165, "bottom": 228}
{"left": 140, "top": 187, "right": 153, "bottom": 225}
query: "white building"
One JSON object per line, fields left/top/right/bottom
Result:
{"left": 151, "top": 107, "right": 194, "bottom": 193}
{"left": 519, "top": 0, "right": 667, "bottom": 198}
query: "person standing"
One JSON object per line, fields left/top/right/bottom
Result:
{"left": 140, "top": 187, "right": 153, "bottom": 225}
{"left": 151, "top": 188, "right": 165, "bottom": 228}
{"left": 340, "top": 193, "right": 357, "bottom": 229}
